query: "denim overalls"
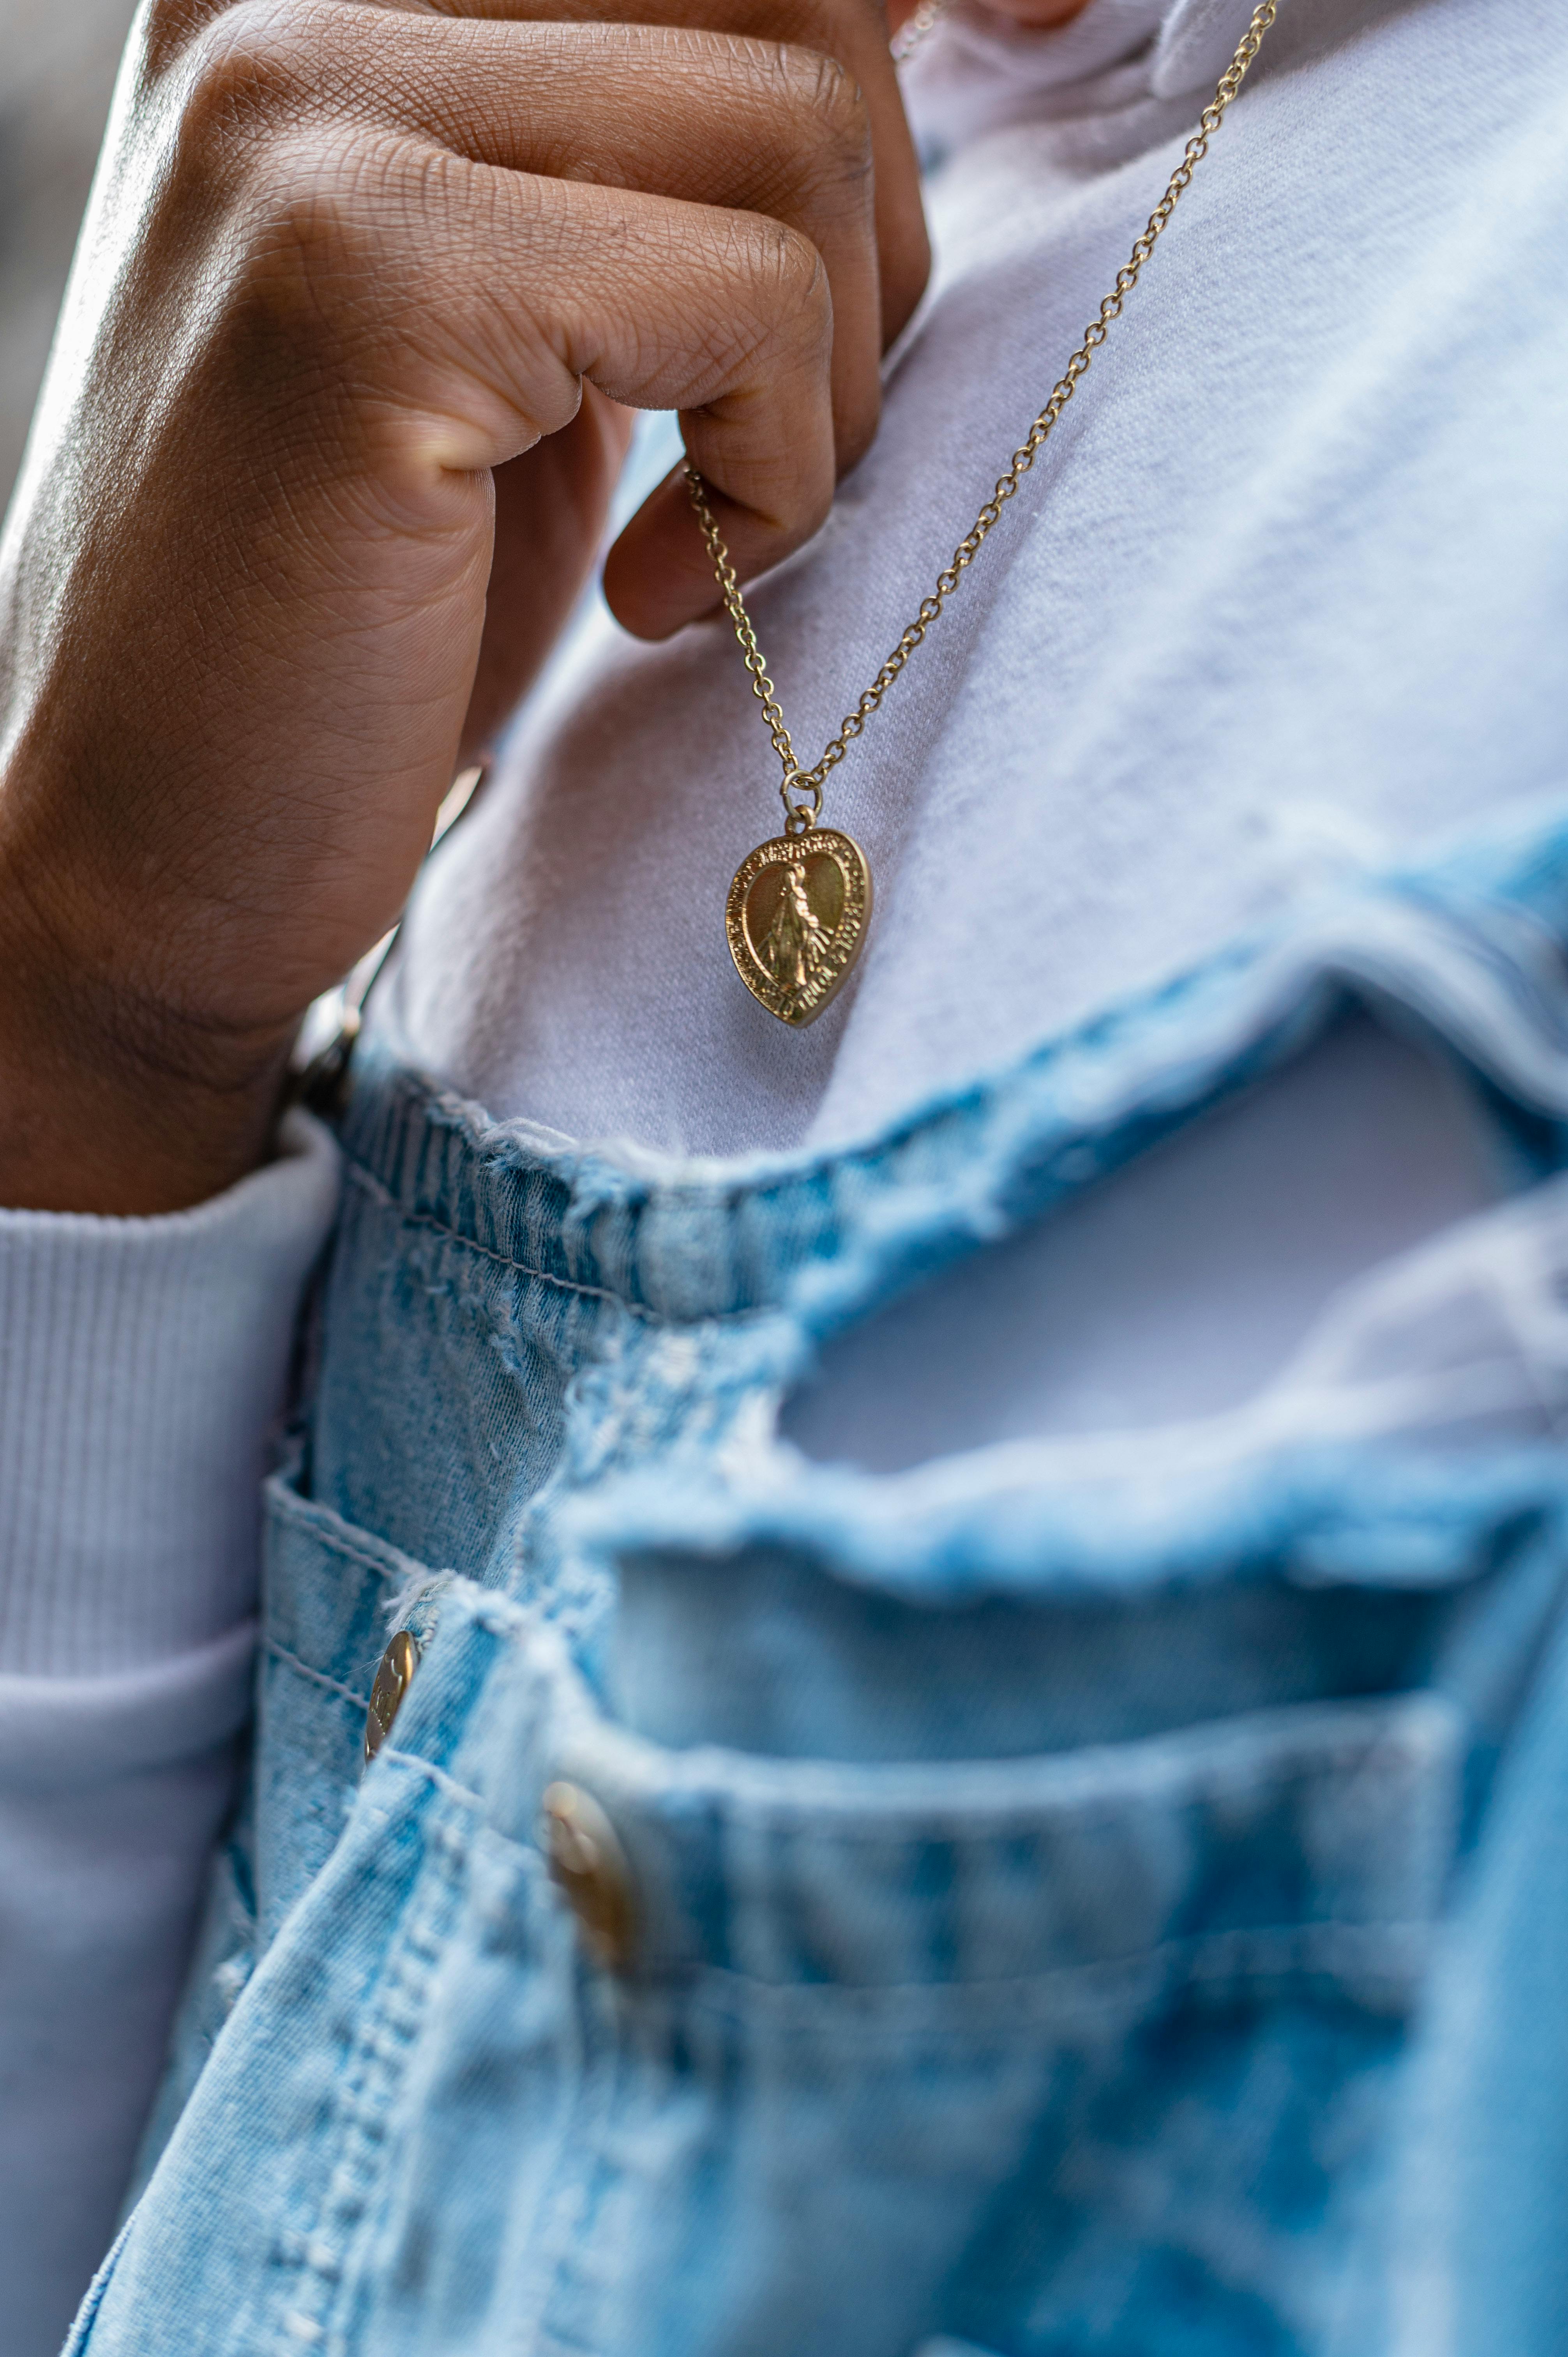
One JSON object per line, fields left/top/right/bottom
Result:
{"left": 68, "top": 800, "right": 1568, "bottom": 2356}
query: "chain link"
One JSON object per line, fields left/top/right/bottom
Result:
{"left": 687, "top": 0, "right": 1280, "bottom": 833}
{"left": 888, "top": 0, "right": 950, "bottom": 66}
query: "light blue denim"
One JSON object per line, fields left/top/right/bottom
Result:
{"left": 67, "top": 800, "right": 1568, "bottom": 2356}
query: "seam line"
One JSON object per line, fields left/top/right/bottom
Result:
{"left": 265, "top": 1638, "right": 373, "bottom": 1712}
{"left": 272, "top": 1509, "right": 412, "bottom": 1588}
{"left": 342, "top": 1157, "right": 671, "bottom": 1322}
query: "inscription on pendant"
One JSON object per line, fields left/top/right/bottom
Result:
{"left": 726, "top": 827, "right": 872, "bottom": 1027}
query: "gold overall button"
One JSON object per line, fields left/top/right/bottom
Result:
{"left": 541, "top": 1781, "right": 636, "bottom": 1970}
{"left": 364, "top": 1630, "right": 420, "bottom": 1766}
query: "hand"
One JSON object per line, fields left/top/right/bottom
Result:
{"left": 0, "top": 0, "right": 928, "bottom": 1212}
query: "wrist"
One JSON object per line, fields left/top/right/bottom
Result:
{"left": 0, "top": 853, "right": 296, "bottom": 1216}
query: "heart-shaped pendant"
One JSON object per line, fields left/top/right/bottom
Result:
{"left": 726, "top": 827, "right": 872, "bottom": 1027}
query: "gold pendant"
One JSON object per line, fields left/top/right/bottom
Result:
{"left": 726, "top": 826, "right": 872, "bottom": 1027}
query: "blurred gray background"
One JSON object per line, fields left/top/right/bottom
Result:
{"left": 0, "top": 0, "right": 138, "bottom": 512}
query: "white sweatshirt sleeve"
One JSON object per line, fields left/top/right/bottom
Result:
{"left": 0, "top": 1109, "right": 341, "bottom": 2357}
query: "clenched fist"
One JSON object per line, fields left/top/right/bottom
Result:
{"left": 0, "top": 0, "right": 929, "bottom": 1212}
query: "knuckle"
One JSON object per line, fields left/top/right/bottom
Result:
{"left": 222, "top": 136, "right": 399, "bottom": 370}
{"left": 140, "top": 0, "right": 206, "bottom": 72}
{"left": 175, "top": 1, "right": 332, "bottom": 158}
{"left": 776, "top": 41, "right": 870, "bottom": 156}
{"left": 810, "top": 47, "right": 871, "bottom": 154}
{"left": 743, "top": 215, "right": 832, "bottom": 344}
{"left": 140, "top": 0, "right": 243, "bottom": 77}
{"left": 684, "top": 210, "right": 831, "bottom": 394}
{"left": 161, "top": 0, "right": 402, "bottom": 313}
{"left": 768, "top": 44, "right": 873, "bottom": 214}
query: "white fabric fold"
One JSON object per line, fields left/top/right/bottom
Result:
{"left": 0, "top": 1619, "right": 259, "bottom": 1785}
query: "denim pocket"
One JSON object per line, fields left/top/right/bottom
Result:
{"left": 255, "top": 1449, "right": 450, "bottom": 1945}
{"left": 470, "top": 1604, "right": 1468, "bottom": 2357}
{"left": 544, "top": 1669, "right": 1460, "bottom": 2008}
{"left": 484, "top": 1213, "right": 1568, "bottom": 2357}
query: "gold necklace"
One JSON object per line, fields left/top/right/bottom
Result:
{"left": 889, "top": 0, "right": 953, "bottom": 64}
{"left": 688, "top": 0, "right": 1280, "bottom": 1027}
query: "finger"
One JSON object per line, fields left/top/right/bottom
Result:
{"left": 416, "top": 0, "right": 929, "bottom": 344}
{"left": 296, "top": 148, "right": 841, "bottom": 634}
{"left": 461, "top": 386, "right": 634, "bottom": 760}
{"left": 207, "top": 7, "right": 885, "bottom": 474}
{"left": 601, "top": 461, "right": 775, "bottom": 643}
{"left": 362, "top": 14, "right": 883, "bottom": 465}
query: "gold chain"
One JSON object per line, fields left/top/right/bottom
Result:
{"left": 687, "top": 0, "right": 1280, "bottom": 836}
{"left": 888, "top": 0, "right": 950, "bottom": 65}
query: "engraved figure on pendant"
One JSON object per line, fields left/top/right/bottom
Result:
{"left": 756, "top": 865, "right": 830, "bottom": 992}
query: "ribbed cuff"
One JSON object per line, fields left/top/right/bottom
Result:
{"left": 0, "top": 1111, "right": 341, "bottom": 1677}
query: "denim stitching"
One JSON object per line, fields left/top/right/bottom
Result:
{"left": 264, "top": 1638, "right": 374, "bottom": 1714}
{"left": 267, "top": 1777, "right": 474, "bottom": 2350}
{"left": 268, "top": 1493, "right": 421, "bottom": 1589}
{"left": 374, "top": 1745, "right": 489, "bottom": 1821}
{"left": 647, "top": 1919, "right": 1434, "bottom": 2014}
{"left": 341, "top": 1156, "right": 669, "bottom": 1321}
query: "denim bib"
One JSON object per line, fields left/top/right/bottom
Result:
{"left": 70, "top": 803, "right": 1568, "bottom": 2357}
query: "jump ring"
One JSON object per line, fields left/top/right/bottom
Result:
{"left": 779, "top": 774, "right": 822, "bottom": 833}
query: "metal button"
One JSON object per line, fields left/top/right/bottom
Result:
{"left": 541, "top": 1781, "right": 636, "bottom": 1970}
{"left": 364, "top": 1630, "right": 420, "bottom": 1766}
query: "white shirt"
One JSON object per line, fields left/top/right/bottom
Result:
{"left": 384, "top": 0, "right": 1568, "bottom": 1175}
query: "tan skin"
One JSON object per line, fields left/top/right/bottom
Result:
{"left": 0, "top": 0, "right": 1090, "bottom": 1216}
